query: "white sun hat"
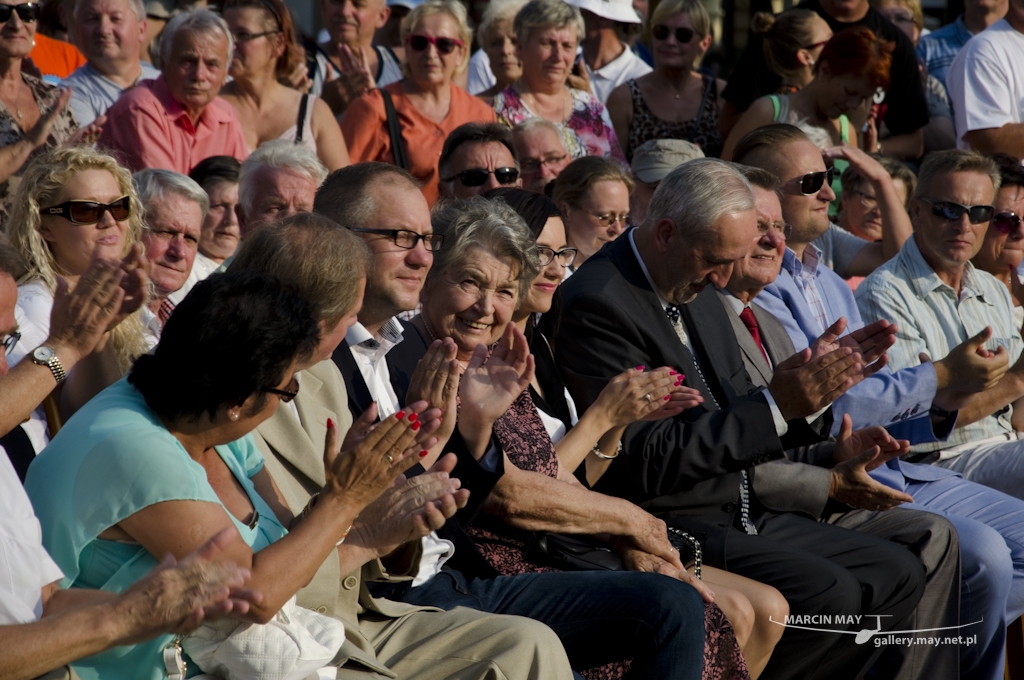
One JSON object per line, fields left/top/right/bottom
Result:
{"left": 564, "top": 0, "right": 642, "bottom": 24}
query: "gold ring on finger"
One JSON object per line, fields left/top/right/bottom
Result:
{"left": 384, "top": 454, "right": 394, "bottom": 464}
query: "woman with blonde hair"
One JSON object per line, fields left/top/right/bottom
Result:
{"left": 469, "top": 0, "right": 529, "bottom": 101}
{"left": 342, "top": 0, "right": 496, "bottom": 205}
{"left": 4, "top": 146, "right": 151, "bottom": 433}
{"left": 751, "top": 9, "right": 833, "bottom": 94}
{"left": 553, "top": 156, "right": 634, "bottom": 269}
{"left": 606, "top": 0, "right": 727, "bottom": 160}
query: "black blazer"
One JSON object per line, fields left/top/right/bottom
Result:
{"left": 555, "top": 234, "right": 828, "bottom": 561}
{"left": 331, "top": 320, "right": 502, "bottom": 580}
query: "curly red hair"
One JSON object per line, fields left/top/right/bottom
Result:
{"left": 817, "top": 26, "right": 894, "bottom": 90}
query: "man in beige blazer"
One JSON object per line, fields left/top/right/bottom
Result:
{"left": 234, "top": 213, "right": 575, "bottom": 680}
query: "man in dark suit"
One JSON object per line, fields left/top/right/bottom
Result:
{"left": 555, "top": 158, "right": 926, "bottom": 680}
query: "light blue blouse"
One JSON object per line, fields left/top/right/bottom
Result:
{"left": 25, "top": 378, "right": 288, "bottom": 680}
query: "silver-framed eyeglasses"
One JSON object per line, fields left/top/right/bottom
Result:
{"left": 537, "top": 246, "right": 577, "bottom": 267}
{"left": 756, "top": 220, "right": 793, "bottom": 241}
{"left": 580, "top": 209, "right": 630, "bottom": 227}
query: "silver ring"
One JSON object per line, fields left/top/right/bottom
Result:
{"left": 644, "top": 393, "right": 653, "bottom": 403}
{"left": 384, "top": 454, "right": 394, "bottom": 464}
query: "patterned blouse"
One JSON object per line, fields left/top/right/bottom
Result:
{"left": 625, "top": 74, "right": 723, "bottom": 160}
{"left": 0, "top": 74, "right": 79, "bottom": 230}
{"left": 493, "top": 85, "right": 626, "bottom": 163}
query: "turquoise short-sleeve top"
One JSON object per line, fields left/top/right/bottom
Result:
{"left": 24, "top": 378, "right": 288, "bottom": 680}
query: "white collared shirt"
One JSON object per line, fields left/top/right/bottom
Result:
{"left": 586, "top": 43, "right": 653, "bottom": 104}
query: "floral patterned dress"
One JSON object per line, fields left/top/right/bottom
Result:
{"left": 493, "top": 85, "right": 626, "bottom": 164}
{"left": 0, "top": 73, "right": 78, "bottom": 229}
{"left": 465, "top": 390, "right": 750, "bottom": 680}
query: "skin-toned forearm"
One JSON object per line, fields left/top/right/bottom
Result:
{"left": 480, "top": 462, "right": 643, "bottom": 537}
{"left": 1011, "top": 395, "right": 1024, "bottom": 432}
{"left": 876, "top": 176, "right": 913, "bottom": 261}
{"left": 948, "top": 370, "right": 1024, "bottom": 428}
{"left": 552, "top": 403, "right": 614, "bottom": 476}
{"left": 880, "top": 129, "right": 924, "bottom": 161}
{"left": 964, "top": 125, "right": 1024, "bottom": 158}
{"left": 0, "top": 597, "right": 123, "bottom": 680}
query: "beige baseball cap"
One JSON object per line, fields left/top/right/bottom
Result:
{"left": 630, "top": 139, "right": 705, "bottom": 183}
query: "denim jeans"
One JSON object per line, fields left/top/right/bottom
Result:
{"left": 387, "top": 567, "right": 706, "bottom": 680}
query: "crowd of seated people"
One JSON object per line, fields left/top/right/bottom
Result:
{"left": 3, "top": 0, "right": 1024, "bottom": 677}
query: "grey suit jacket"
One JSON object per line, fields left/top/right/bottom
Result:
{"left": 716, "top": 288, "right": 833, "bottom": 519}
{"left": 253, "top": 360, "right": 433, "bottom": 678}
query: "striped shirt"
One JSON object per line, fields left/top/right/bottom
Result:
{"left": 855, "top": 235, "right": 1022, "bottom": 453}
{"left": 783, "top": 245, "right": 830, "bottom": 335}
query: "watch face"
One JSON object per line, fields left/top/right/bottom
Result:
{"left": 33, "top": 346, "right": 55, "bottom": 362}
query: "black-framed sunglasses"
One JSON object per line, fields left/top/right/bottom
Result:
{"left": 0, "top": 3, "right": 39, "bottom": 23}
{"left": 652, "top": 24, "right": 697, "bottom": 43}
{"left": 992, "top": 212, "right": 1022, "bottom": 234}
{"left": 757, "top": 220, "right": 793, "bottom": 241}
{"left": 348, "top": 227, "right": 445, "bottom": 252}
{"left": 39, "top": 195, "right": 131, "bottom": 225}
{"left": 266, "top": 376, "right": 299, "bottom": 403}
{"left": 407, "top": 34, "right": 464, "bottom": 54}
{"left": 920, "top": 198, "right": 995, "bottom": 224}
{"left": 795, "top": 167, "right": 835, "bottom": 195}
{"left": 233, "top": 29, "right": 280, "bottom": 43}
{"left": 444, "top": 167, "right": 519, "bottom": 187}
{"left": 537, "top": 246, "right": 577, "bottom": 267}
{"left": 1, "top": 330, "right": 20, "bottom": 353}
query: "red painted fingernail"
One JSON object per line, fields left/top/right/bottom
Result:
{"left": 664, "top": 395, "right": 671, "bottom": 401}
{"left": 675, "top": 377, "right": 683, "bottom": 385}
{"left": 636, "top": 365, "right": 645, "bottom": 370}
{"left": 396, "top": 411, "right": 405, "bottom": 420}
{"left": 411, "top": 421, "right": 421, "bottom": 431}
{"left": 327, "top": 418, "right": 334, "bottom": 429}
{"left": 669, "top": 370, "right": 678, "bottom": 375}
{"left": 409, "top": 413, "right": 419, "bottom": 422}
{"left": 419, "top": 450, "right": 429, "bottom": 457}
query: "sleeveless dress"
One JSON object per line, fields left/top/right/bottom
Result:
{"left": 767, "top": 93, "right": 849, "bottom": 216}
{"left": 465, "top": 389, "right": 749, "bottom": 680}
{"left": 625, "top": 74, "right": 723, "bottom": 160}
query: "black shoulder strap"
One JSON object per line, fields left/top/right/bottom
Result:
{"left": 380, "top": 88, "right": 409, "bottom": 170}
{"left": 697, "top": 74, "right": 714, "bottom": 117}
{"left": 294, "top": 93, "right": 309, "bottom": 145}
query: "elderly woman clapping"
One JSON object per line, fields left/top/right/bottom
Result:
{"left": 493, "top": 0, "right": 625, "bottom": 163}
{"left": 341, "top": 0, "right": 497, "bottom": 206}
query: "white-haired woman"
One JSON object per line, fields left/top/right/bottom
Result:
{"left": 493, "top": 0, "right": 625, "bottom": 163}
{"left": 341, "top": 0, "right": 496, "bottom": 206}
{"left": 219, "top": 0, "right": 350, "bottom": 171}
{"left": 606, "top": 0, "right": 726, "bottom": 160}
{"left": 3, "top": 146, "right": 151, "bottom": 436}
{"left": 468, "top": 0, "right": 528, "bottom": 101}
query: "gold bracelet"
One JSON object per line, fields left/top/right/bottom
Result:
{"left": 336, "top": 524, "right": 352, "bottom": 547}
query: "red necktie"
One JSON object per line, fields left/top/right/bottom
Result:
{"left": 158, "top": 298, "right": 175, "bottom": 327}
{"left": 739, "top": 307, "right": 769, "bottom": 364}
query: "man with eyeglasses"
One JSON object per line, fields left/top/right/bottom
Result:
{"left": 970, "top": 153, "right": 1024, "bottom": 329}
{"left": 438, "top": 123, "right": 521, "bottom": 200}
{"left": 512, "top": 119, "right": 571, "bottom": 194}
{"left": 64, "top": 0, "right": 160, "bottom": 127}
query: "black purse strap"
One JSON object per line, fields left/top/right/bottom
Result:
{"left": 380, "top": 88, "right": 409, "bottom": 170}
{"left": 294, "top": 93, "right": 309, "bottom": 145}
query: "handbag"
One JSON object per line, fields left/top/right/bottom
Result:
{"left": 380, "top": 88, "right": 409, "bottom": 170}
{"left": 181, "top": 595, "right": 346, "bottom": 680}
{"left": 534, "top": 528, "right": 703, "bottom": 578}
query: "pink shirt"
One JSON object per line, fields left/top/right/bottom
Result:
{"left": 97, "top": 75, "right": 249, "bottom": 174}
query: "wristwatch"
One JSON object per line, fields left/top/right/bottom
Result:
{"left": 31, "top": 346, "right": 67, "bottom": 384}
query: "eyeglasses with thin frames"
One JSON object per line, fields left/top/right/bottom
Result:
{"left": 852, "top": 189, "right": 880, "bottom": 211}
{"left": 266, "top": 376, "right": 299, "bottom": 403}
{"left": 233, "top": 29, "right": 280, "bottom": 43}
{"left": 757, "top": 220, "right": 793, "bottom": 241}
{"left": 578, "top": 208, "right": 630, "bottom": 227}
{"left": 348, "top": 227, "right": 445, "bottom": 252}
{"left": 1, "top": 331, "right": 20, "bottom": 354}
{"left": 521, "top": 154, "right": 568, "bottom": 174}
{"left": 537, "top": 246, "right": 578, "bottom": 267}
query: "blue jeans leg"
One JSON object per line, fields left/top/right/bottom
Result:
{"left": 399, "top": 568, "right": 706, "bottom": 680}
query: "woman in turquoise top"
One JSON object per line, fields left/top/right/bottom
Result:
{"left": 25, "top": 271, "right": 430, "bottom": 680}
{"left": 722, "top": 26, "right": 895, "bottom": 216}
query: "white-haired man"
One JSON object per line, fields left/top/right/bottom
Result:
{"left": 64, "top": 0, "right": 160, "bottom": 126}
{"left": 512, "top": 118, "right": 571, "bottom": 193}
{"left": 236, "top": 141, "right": 328, "bottom": 236}
{"left": 97, "top": 7, "right": 248, "bottom": 173}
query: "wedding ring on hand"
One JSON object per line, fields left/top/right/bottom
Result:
{"left": 384, "top": 454, "right": 394, "bottom": 464}
{"left": 644, "top": 393, "right": 653, "bottom": 403}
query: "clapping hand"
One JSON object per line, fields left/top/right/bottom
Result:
{"left": 809, "top": 316, "right": 894, "bottom": 368}
{"left": 594, "top": 366, "right": 699, "bottom": 427}
{"left": 407, "top": 338, "right": 461, "bottom": 465}
{"left": 828, "top": 415, "right": 913, "bottom": 511}
{"left": 320, "top": 45, "right": 374, "bottom": 114}
{"left": 67, "top": 114, "right": 107, "bottom": 147}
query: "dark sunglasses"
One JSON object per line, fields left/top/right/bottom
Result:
{"left": 407, "top": 34, "right": 464, "bottom": 54}
{"left": 444, "top": 167, "right": 519, "bottom": 187}
{"left": 795, "top": 167, "right": 835, "bottom": 195}
{"left": 266, "top": 376, "right": 299, "bottom": 403}
{"left": 0, "top": 3, "right": 39, "bottom": 22}
{"left": 992, "top": 212, "right": 1022, "bottom": 234}
{"left": 39, "top": 195, "right": 131, "bottom": 224}
{"left": 347, "top": 227, "right": 445, "bottom": 252}
{"left": 920, "top": 198, "right": 995, "bottom": 224}
{"left": 652, "top": 24, "right": 697, "bottom": 43}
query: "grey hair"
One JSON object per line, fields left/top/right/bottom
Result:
{"left": 644, "top": 158, "right": 756, "bottom": 243}
{"left": 479, "top": 0, "right": 528, "bottom": 43}
{"left": 160, "top": 7, "right": 234, "bottom": 68}
{"left": 512, "top": 117, "right": 567, "bottom": 147}
{"left": 238, "top": 140, "right": 328, "bottom": 217}
{"left": 134, "top": 169, "right": 210, "bottom": 223}
{"left": 426, "top": 197, "right": 541, "bottom": 304}
{"left": 514, "top": 0, "right": 585, "bottom": 48}
{"left": 915, "top": 149, "right": 1001, "bottom": 199}
{"left": 74, "top": 0, "right": 146, "bottom": 21}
